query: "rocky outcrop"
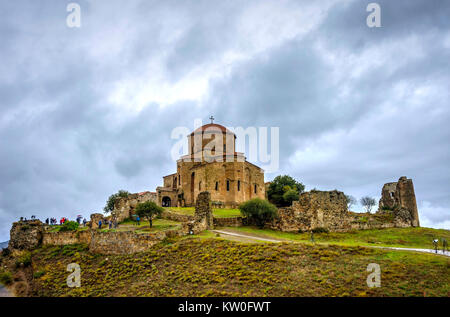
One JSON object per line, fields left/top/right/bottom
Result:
{"left": 378, "top": 176, "right": 420, "bottom": 227}
{"left": 9, "top": 220, "right": 43, "bottom": 250}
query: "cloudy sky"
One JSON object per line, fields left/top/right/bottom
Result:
{"left": 0, "top": 0, "right": 449, "bottom": 241}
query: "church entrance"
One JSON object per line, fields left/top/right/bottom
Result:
{"left": 162, "top": 196, "right": 171, "bottom": 207}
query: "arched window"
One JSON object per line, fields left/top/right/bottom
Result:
{"left": 215, "top": 182, "right": 219, "bottom": 191}
{"left": 227, "top": 180, "right": 230, "bottom": 191}
{"left": 254, "top": 184, "right": 257, "bottom": 194}
{"left": 237, "top": 180, "right": 240, "bottom": 191}
{"left": 199, "top": 181, "right": 202, "bottom": 190}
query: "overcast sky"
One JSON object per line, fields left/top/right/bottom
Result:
{"left": 0, "top": 0, "right": 449, "bottom": 241}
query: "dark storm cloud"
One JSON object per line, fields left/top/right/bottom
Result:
{"left": 0, "top": 0, "right": 449, "bottom": 240}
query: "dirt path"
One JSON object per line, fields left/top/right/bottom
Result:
{"left": 212, "top": 229, "right": 285, "bottom": 243}
{"left": 212, "top": 228, "right": 450, "bottom": 257}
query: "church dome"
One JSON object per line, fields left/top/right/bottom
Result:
{"left": 190, "top": 123, "right": 235, "bottom": 136}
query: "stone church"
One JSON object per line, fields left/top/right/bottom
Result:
{"left": 156, "top": 121, "right": 265, "bottom": 208}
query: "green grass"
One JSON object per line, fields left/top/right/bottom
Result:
{"left": 167, "top": 207, "right": 241, "bottom": 218}
{"left": 219, "top": 226, "right": 450, "bottom": 250}
{"left": 23, "top": 237, "right": 450, "bottom": 297}
{"left": 115, "top": 218, "right": 181, "bottom": 234}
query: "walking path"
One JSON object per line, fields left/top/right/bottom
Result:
{"left": 212, "top": 229, "right": 450, "bottom": 257}
{"left": 212, "top": 230, "right": 284, "bottom": 243}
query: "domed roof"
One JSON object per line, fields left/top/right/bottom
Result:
{"left": 190, "top": 123, "right": 235, "bottom": 136}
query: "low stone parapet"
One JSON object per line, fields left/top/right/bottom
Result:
{"left": 214, "top": 217, "right": 244, "bottom": 227}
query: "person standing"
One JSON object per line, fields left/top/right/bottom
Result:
{"left": 136, "top": 216, "right": 140, "bottom": 226}
{"left": 98, "top": 220, "right": 102, "bottom": 229}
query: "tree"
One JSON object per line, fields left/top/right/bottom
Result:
{"left": 283, "top": 188, "right": 299, "bottom": 205}
{"left": 360, "top": 196, "right": 376, "bottom": 213}
{"left": 239, "top": 198, "right": 278, "bottom": 228}
{"left": 267, "top": 175, "right": 305, "bottom": 207}
{"left": 104, "top": 190, "right": 130, "bottom": 215}
{"left": 345, "top": 195, "right": 357, "bottom": 210}
{"left": 135, "top": 201, "right": 164, "bottom": 228}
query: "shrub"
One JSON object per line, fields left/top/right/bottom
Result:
{"left": 59, "top": 221, "right": 79, "bottom": 232}
{"left": 239, "top": 198, "right": 278, "bottom": 228}
{"left": 33, "top": 271, "right": 46, "bottom": 279}
{"left": 0, "top": 271, "right": 12, "bottom": 285}
{"left": 15, "top": 252, "right": 32, "bottom": 268}
{"left": 312, "top": 227, "right": 329, "bottom": 234}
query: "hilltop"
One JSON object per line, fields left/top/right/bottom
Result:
{"left": 0, "top": 231, "right": 449, "bottom": 297}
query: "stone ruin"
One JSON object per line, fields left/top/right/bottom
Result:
{"left": 113, "top": 191, "right": 157, "bottom": 223}
{"left": 181, "top": 191, "right": 214, "bottom": 235}
{"left": 8, "top": 220, "right": 43, "bottom": 251}
{"left": 268, "top": 176, "right": 420, "bottom": 232}
{"left": 378, "top": 176, "right": 420, "bottom": 227}
{"left": 6, "top": 177, "right": 420, "bottom": 254}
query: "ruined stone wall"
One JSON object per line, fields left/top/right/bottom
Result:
{"left": 378, "top": 176, "right": 420, "bottom": 227}
{"left": 9, "top": 220, "right": 43, "bottom": 250}
{"left": 161, "top": 210, "right": 194, "bottom": 222}
{"left": 267, "top": 187, "right": 416, "bottom": 233}
{"left": 214, "top": 217, "right": 244, "bottom": 227}
{"left": 89, "top": 231, "right": 165, "bottom": 255}
{"left": 113, "top": 191, "right": 157, "bottom": 222}
{"left": 43, "top": 230, "right": 91, "bottom": 246}
{"left": 180, "top": 191, "right": 214, "bottom": 234}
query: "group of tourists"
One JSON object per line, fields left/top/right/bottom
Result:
{"left": 98, "top": 218, "right": 118, "bottom": 230}
{"left": 43, "top": 216, "right": 88, "bottom": 227}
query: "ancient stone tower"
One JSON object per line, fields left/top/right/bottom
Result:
{"left": 379, "top": 176, "right": 420, "bottom": 227}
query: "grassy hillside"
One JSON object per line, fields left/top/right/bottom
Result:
{"left": 219, "top": 227, "right": 450, "bottom": 249}
{"left": 7, "top": 236, "right": 448, "bottom": 297}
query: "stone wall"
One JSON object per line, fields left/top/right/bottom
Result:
{"left": 42, "top": 230, "right": 91, "bottom": 246}
{"left": 214, "top": 217, "right": 244, "bottom": 227}
{"left": 113, "top": 191, "right": 157, "bottom": 223}
{"left": 89, "top": 231, "right": 169, "bottom": 255}
{"left": 267, "top": 187, "right": 416, "bottom": 233}
{"left": 161, "top": 210, "right": 194, "bottom": 222}
{"left": 180, "top": 191, "right": 214, "bottom": 234}
{"left": 9, "top": 220, "right": 43, "bottom": 250}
